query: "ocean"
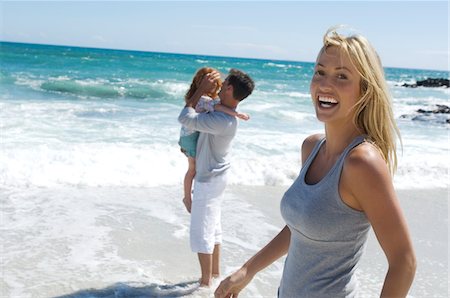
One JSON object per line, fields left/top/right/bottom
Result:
{"left": 1, "top": 42, "right": 448, "bottom": 190}
{"left": 1, "top": 42, "right": 448, "bottom": 297}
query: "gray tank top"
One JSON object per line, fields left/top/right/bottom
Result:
{"left": 279, "top": 136, "right": 371, "bottom": 297}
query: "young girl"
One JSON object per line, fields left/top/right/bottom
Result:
{"left": 179, "top": 67, "right": 249, "bottom": 213}
{"left": 215, "top": 27, "right": 416, "bottom": 297}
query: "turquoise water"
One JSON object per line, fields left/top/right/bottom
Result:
{"left": 1, "top": 41, "right": 449, "bottom": 188}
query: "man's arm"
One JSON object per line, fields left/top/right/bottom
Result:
{"left": 214, "top": 104, "right": 250, "bottom": 121}
{"left": 178, "top": 109, "right": 232, "bottom": 135}
{"left": 180, "top": 71, "right": 230, "bottom": 134}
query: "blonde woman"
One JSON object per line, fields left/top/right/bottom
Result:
{"left": 215, "top": 27, "right": 416, "bottom": 297}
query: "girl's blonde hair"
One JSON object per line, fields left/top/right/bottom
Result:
{"left": 323, "top": 26, "right": 401, "bottom": 174}
{"left": 185, "top": 67, "right": 222, "bottom": 101}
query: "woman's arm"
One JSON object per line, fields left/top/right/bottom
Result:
{"left": 214, "top": 103, "right": 250, "bottom": 121}
{"left": 214, "top": 226, "right": 291, "bottom": 298}
{"left": 341, "top": 144, "right": 416, "bottom": 297}
{"left": 215, "top": 134, "right": 321, "bottom": 298}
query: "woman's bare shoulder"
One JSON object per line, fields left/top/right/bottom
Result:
{"left": 345, "top": 142, "right": 385, "bottom": 170}
{"left": 343, "top": 142, "right": 391, "bottom": 192}
{"left": 301, "top": 134, "right": 324, "bottom": 163}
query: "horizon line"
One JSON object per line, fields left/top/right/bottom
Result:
{"left": 1, "top": 40, "right": 448, "bottom": 73}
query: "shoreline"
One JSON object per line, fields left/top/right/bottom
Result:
{"left": 1, "top": 185, "right": 448, "bottom": 297}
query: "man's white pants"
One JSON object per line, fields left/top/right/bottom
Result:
{"left": 190, "top": 175, "right": 227, "bottom": 254}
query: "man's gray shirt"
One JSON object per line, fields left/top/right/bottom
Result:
{"left": 178, "top": 107, "right": 237, "bottom": 182}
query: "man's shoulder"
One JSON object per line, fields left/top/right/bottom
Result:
{"left": 214, "top": 111, "right": 237, "bottom": 128}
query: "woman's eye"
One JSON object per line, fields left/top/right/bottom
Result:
{"left": 337, "top": 74, "right": 348, "bottom": 79}
{"left": 314, "top": 70, "right": 325, "bottom": 76}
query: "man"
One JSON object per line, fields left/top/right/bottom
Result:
{"left": 178, "top": 68, "right": 254, "bottom": 287}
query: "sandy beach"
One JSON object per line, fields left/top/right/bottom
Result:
{"left": 1, "top": 185, "right": 448, "bottom": 298}
{"left": 223, "top": 186, "right": 449, "bottom": 298}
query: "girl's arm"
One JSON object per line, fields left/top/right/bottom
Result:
{"left": 341, "top": 144, "right": 416, "bottom": 297}
{"left": 214, "top": 103, "right": 250, "bottom": 121}
{"left": 185, "top": 72, "right": 220, "bottom": 108}
{"left": 214, "top": 226, "right": 290, "bottom": 298}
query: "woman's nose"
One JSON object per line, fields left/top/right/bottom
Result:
{"left": 318, "top": 76, "right": 332, "bottom": 91}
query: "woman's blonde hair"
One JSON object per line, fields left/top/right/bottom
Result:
{"left": 185, "top": 67, "right": 222, "bottom": 101}
{"left": 323, "top": 26, "right": 401, "bottom": 174}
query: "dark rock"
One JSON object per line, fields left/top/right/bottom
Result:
{"left": 402, "top": 78, "right": 449, "bottom": 88}
{"left": 400, "top": 104, "right": 450, "bottom": 124}
{"left": 416, "top": 104, "right": 450, "bottom": 114}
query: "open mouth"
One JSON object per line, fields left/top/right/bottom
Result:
{"left": 318, "top": 96, "right": 338, "bottom": 108}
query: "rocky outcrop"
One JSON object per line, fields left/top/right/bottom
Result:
{"left": 416, "top": 104, "right": 450, "bottom": 115}
{"left": 402, "top": 78, "right": 449, "bottom": 88}
{"left": 416, "top": 104, "right": 450, "bottom": 123}
{"left": 400, "top": 104, "right": 450, "bottom": 124}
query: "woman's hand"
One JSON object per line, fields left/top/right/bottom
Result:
{"left": 214, "top": 267, "right": 253, "bottom": 298}
{"left": 215, "top": 226, "right": 291, "bottom": 297}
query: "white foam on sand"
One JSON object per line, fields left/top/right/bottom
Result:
{"left": 1, "top": 186, "right": 190, "bottom": 297}
{"left": 1, "top": 184, "right": 283, "bottom": 297}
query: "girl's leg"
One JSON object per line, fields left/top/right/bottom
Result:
{"left": 183, "top": 156, "right": 196, "bottom": 213}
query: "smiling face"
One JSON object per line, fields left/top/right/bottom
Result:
{"left": 310, "top": 46, "right": 362, "bottom": 125}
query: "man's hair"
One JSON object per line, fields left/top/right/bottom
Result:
{"left": 226, "top": 69, "right": 255, "bottom": 101}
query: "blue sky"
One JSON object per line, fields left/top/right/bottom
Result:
{"left": 1, "top": 1, "right": 449, "bottom": 70}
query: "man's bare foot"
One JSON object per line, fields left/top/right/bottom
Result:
{"left": 182, "top": 197, "right": 192, "bottom": 213}
{"left": 199, "top": 279, "right": 211, "bottom": 287}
